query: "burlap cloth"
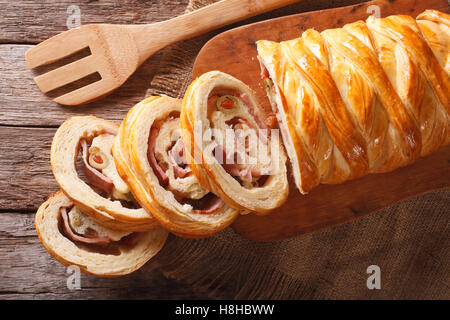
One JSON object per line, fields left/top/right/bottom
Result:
{"left": 145, "top": 0, "right": 450, "bottom": 299}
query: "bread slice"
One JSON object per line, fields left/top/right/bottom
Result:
{"left": 181, "top": 71, "right": 289, "bottom": 214}
{"left": 35, "top": 191, "right": 168, "bottom": 277}
{"left": 51, "top": 116, "right": 158, "bottom": 231}
{"left": 113, "top": 96, "right": 239, "bottom": 238}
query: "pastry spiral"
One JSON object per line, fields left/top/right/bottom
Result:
{"left": 257, "top": 10, "right": 449, "bottom": 194}
{"left": 51, "top": 116, "right": 158, "bottom": 231}
{"left": 113, "top": 96, "right": 239, "bottom": 238}
{"left": 181, "top": 71, "right": 289, "bottom": 214}
{"left": 35, "top": 191, "right": 167, "bottom": 277}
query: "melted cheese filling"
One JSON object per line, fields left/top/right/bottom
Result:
{"left": 68, "top": 207, "right": 131, "bottom": 241}
{"left": 155, "top": 118, "right": 209, "bottom": 199}
{"left": 90, "top": 134, "right": 132, "bottom": 201}
{"left": 210, "top": 95, "right": 273, "bottom": 188}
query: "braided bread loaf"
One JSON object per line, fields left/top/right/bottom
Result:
{"left": 256, "top": 10, "right": 449, "bottom": 194}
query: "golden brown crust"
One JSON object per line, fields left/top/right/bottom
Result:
{"left": 35, "top": 191, "right": 168, "bottom": 277}
{"left": 417, "top": 9, "right": 450, "bottom": 27}
{"left": 113, "top": 96, "right": 239, "bottom": 238}
{"left": 416, "top": 10, "right": 450, "bottom": 76}
{"left": 257, "top": 10, "right": 449, "bottom": 194}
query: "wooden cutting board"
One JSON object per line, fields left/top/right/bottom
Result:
{"left": 192, "top": 0, "right": 450, "bottom": 241}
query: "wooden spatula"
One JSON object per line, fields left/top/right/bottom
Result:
{"left": 25, "top": 0, "right": 298, "bottom": 106}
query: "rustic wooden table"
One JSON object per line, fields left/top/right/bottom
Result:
{"left": 0, "top": 0, "right": 369, "bottom": 299}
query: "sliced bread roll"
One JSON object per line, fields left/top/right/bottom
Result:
{"left": 51, "top": 116, "right": 158, "bottom": 231}
{"left": 35, "top": 191, "right": 168, "bottom": 277}
{"left": 180, "top": 71, "right": 289, "bottom": 214}
{"left": 113, "top": 96, "right": 239, "bottom": 238}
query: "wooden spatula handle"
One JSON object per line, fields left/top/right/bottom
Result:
{"left": 166, "top": 0, "right": 299, "bottom": 39}
{"left": 128, "top": 0, "right": 300, "bottom": 64}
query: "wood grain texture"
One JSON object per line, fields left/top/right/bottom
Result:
{"left": 0, "top": 44, "right": 162, "bottom": 127}
{"left": 0, "top": 126, "right": 58, "bottom": 211}
{"left": 0, "top": 0, "right": 189, "bottom": 44}
{"left": 0, "top": 0, "right": 189, "bottom": 126}
{"left": 0, "top": 212, "right": 211, "bottom": 299}
{"left": 192, "top": 0, "right": 450, "bottom": 241}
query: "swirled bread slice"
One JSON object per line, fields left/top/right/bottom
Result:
{"left": 51, "top": 116, "right": 158, "bottom": 231}
{"left": 35, "top": 191, "right": 168, "bottom": 277}
{"left": 181, "top": 71, "right": 289, "bottom": 214}
{"left": 113, "top": 96, "right": 239, "bottom": 238}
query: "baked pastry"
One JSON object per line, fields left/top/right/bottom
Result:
{"left": 181, "top": 71, "right": 289, "bottom": 214}
{"left": 416, "top": 10, "right": 450, "bottom": 76}
{"left": 35, "top": 191, "right": 168, "bottom": 277}
{"left": 51, "top": 116, "right": 158, "bottom": 231}
{"left": 113, "top": 96, "right": 239, "bottom": 238}
{"left": 256, "top": 10, "right": 449, "bottom": 194}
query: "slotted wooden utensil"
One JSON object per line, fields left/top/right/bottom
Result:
{"left": 25, "top": 0, "right": 299, "bottom": 106}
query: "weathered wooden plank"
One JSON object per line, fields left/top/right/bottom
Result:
{"left": 0, "top": 126, "right": 59, "bottom": 210}
{"left": 0, "top": 44, "right": 164, "bottom": 127}
{"left": 0, "top": 0, "right": 189, "bottom": 44}
{"left": 0, "top": 212, "right": 213, "bottom": 299}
